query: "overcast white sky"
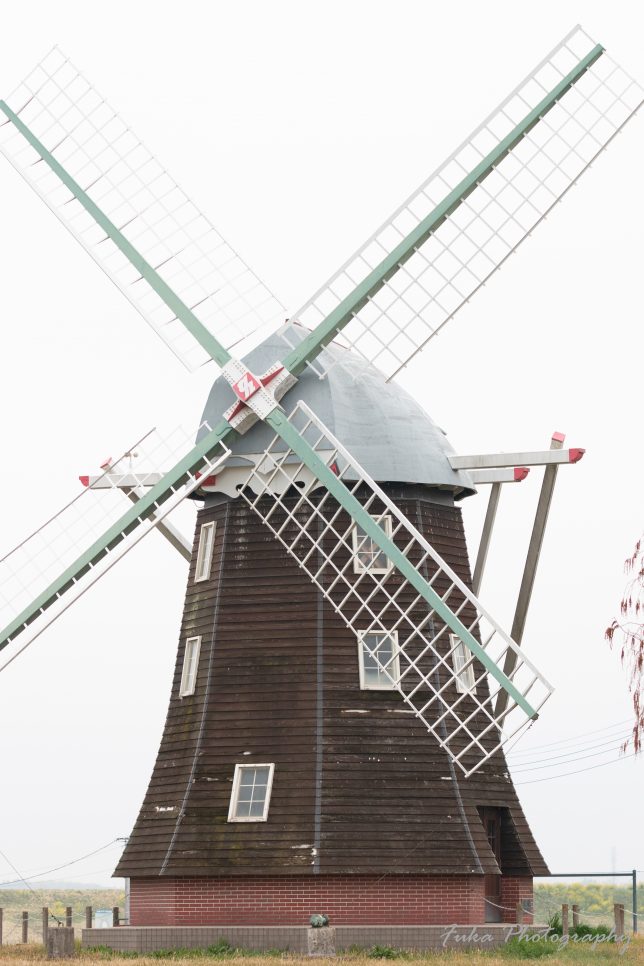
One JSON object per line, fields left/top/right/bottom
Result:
{"left": 0, "top": 0, "right": 642, "bottom": 891}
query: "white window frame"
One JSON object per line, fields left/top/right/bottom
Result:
{"left": 179, "top": 635, "right": 202, "bottom": 697}
{"left": 450, "top": 634, "right": 477, "bottom": 695}
{"left": 195, "top": 521, "right": 216, "bottom": 583}
{"left": 351, "top": 513, "right": 393, "bottom": 575}
{"left": 228, "top": 763, "right": 275, "bottom": 823}
{"left": 357, "top": 630, "right": 400, "bottom": 690}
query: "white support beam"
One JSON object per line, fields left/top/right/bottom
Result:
{"left": 495, "top": 432, "right": 567, "bottom": 719}
{"left": 80, "top": 473, "right": 163, "bottom": 489}
{"left": 469, "top": 468, "right": 530, "bottom": 485}
{"left": 80, "top": 473, "right": 191, "bottom": 561}
{"left": 472, "top": 482, "right": 502, "bottom": 596}
{"left": 450, "top": 446, "right": 584, "bottom": 470}
{"left": 122, "top": 488, "right": 192, "bottom": 562}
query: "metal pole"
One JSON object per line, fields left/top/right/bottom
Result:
{"left": 633, "top": 869, "right": 638, "bottom": 934}
{"left": 122, "top": 489, "right": 191, "bottom": 561}
{"left": 21, "top": 911, "right": 28, "bottom": 944}
{"left": 495, "top": 432, "right": 564, "bottom": 719}
{"left": 472, "top": 482, "right": 501, "bottom": 595}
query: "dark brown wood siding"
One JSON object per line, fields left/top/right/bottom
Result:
{"left": 116, "top": 487, "right": 548, "bottom": 879}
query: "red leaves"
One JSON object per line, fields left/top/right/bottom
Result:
{"left": 607, "top": 535, "right": 644, "bottom": 756}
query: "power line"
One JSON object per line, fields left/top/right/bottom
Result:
{"left": 0, "top": 847, "right": 40, "bottom": 897}
{"left": 0, "top": 838, "right": 123, "bottom": 889}
{"left": 510, "top": 732, "right": 632, "bottom": 767}
{"left": 510, "top": 738, "right": 633, "bottom": 773}
{"left": 508, "top": 719, "right": 633, "bottom": 756}
{"left": 515, "top": 750, "right": 639, "bottom": 785}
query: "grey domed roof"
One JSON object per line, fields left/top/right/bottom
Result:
{"left": 199, "top": 325, "right": 475, "bottom": 499}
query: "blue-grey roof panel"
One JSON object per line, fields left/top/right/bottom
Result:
{"left": 199, "top": 325, "right": 475, "bottom": 498}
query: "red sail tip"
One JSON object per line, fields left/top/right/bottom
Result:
{"left": 79, "top": 475, "right": 89, "bottom": 487}
{"left": 514, "top": 467, "right": 530, "bottom": 482}
{"left": 569, "top": 448, "right": 585, "bottom": 463}
{"left": 552, "top": 431, "right": 566, "bottom": 444}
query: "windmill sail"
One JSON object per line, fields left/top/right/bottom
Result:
{"left": 240, "top": 401, "right": 553, "bottom": 777}
{"left": 282, "top": 26, "right": 643, "bottom": 381}
{"left": 0, "top": 426, "right": 230, "bottom": 661}
{"left": 0, "top": 29, "right": 638, "bottom": 769}
{"left": 0, "top": 48, "right": 285, "bottom": 371}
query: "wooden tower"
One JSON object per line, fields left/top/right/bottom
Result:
{"left": 115, "top": 332, "right": 548, "bottom": 926}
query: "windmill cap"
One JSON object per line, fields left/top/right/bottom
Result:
{"left": 199, "top": 324, "right": 475, "bottom": 500}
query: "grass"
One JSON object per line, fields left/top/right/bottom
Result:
{"left": 0, "top": 936, "right": 641, "bottom": 964}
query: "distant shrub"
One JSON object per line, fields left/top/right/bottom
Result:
{"left": 499, "top": 937, "right": 557, "bottom": 959}
{"left": 570, "top": 923, "right": 613, "bottom": 940}
{"left": 366, "top": 945, "right": 407, "bottom": 959}
{"left": 546, "top": 912, "right": 561, "bottom": 934}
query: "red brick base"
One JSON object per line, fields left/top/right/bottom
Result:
{"left": 500, "top": 876, "right": 534, "bottom": 925}
{"left": 129, "top": 875, "right": 533, "bottom": 926}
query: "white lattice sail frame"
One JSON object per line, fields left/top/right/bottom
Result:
{"left": 0, "top": 48, "right": 285, "bottom": 371}
{"left": 283, "top": 26, "right": 643, "bottom": 381}
{"left": 0, "top": 426, "right": 230, "bottom": 668}
{"left": 239, "top": 402, "right": 553, "bottom": 776}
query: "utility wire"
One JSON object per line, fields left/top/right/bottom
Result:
{"left": 0, "top": 846, "right": 62, "bottom": 925}
{"left": 510, "top": 732, "right": 631, "bottom": 767}
{"left": 0, "top": 838, "right": 123, "bottom": 888}
{"left": 510, "top": 739, "right": 633, "bottom": 773}
{"left": 508, "top": 719, "right": 633, "bottom": 756}
{"left": 515, "top": 750, "right": 639, "bottom": 784}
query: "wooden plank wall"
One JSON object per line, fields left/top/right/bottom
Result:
{"left": 116, "top": 485, "right": 548, "bottom": 879}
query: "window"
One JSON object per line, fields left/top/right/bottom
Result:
{"left": 450, "top": 634, "right": 477, "bottom": 694}
{"left": 351, "top": 513, "right": 393, "bottom": 575}
{"left": 358, "top": 630, "right": 400, "bottom": 690}
{"left": 179, "top": 635, "right": 201, "bottom": 697}
{"left": 195, "top": 521, "right": 216, "bottom": 582}
{"left": 228, "top": 763, "right": 275, "bottom": 822}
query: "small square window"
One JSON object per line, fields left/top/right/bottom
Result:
{"left": 228, "top": 763, "right": 275, "bottom": 822}
{"left": 351, "top": 514, "right": 393, "bottom": 575}
{"left": 358, "top": 630, "right": 400, "bottom": 690}
{"left": 450, "top": 634, "right": 477, "bottom": 694}
{"left": 195, "top": 521, "right": 216, "bottom": 582}
{"left": 179, "top": 635, "right": 201, "bottom": 697}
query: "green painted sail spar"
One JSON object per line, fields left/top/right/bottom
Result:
{"left": 0, "top": 102, "right": 234, "bottom": 371}
{"left": 0, "top": 43, "right": 602, "bottom": 382}
{"left": 281, "top": 44, "right": 604, "bottom": 378}
{"left": 0, "top": 44, "right": 604, "bottom": 718}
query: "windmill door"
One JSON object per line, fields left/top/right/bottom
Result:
{"left": 480, "top": 807, "right": 503, "bottom": 922}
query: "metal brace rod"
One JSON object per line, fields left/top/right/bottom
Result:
{"left": 122, "top": 489, "right": 191, "bottom": 562}
{"left": 472, "top": 483, "right": 502, "bottom": 597}
{"left": 81, "top": 473, "right": 191, "bottom": 560}
{"left": 450, "top": 448, "right": 584, "bottom": 470}
{"left": 494, "top": 432, "right": 566, "bottom": 719}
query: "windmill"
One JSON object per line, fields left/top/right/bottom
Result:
{"left": 0, "top": 25, "right": 641, "bottom": 935}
